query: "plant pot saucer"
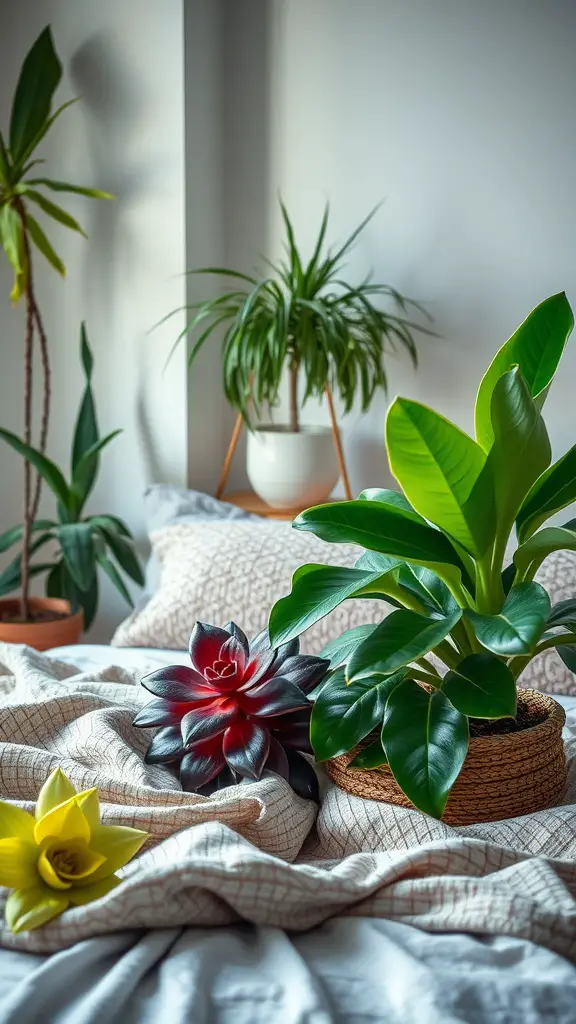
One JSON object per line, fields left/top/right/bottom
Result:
{"left": 223, "top": 489, "right": 337, "bottom": 521}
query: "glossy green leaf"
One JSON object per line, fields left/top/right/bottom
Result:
{"left": 467, "top": 582, "right": 550, "bottom": 655}
{"left": 26, "top": 213, "right": 65, "bottom": 275}
{"left": 546, "top": 599, "right": 576, "bottom": 632}
{"left": 9, "top": 27, "right": 62, "bottom": 165}
{"left": 0, "top": 531, "right": 55, "bottom": 597}
{"left": 57, "top": 523, "right": 95, "bottom": 591}
{"left": 475, "top": 293, "right": 574, "bottom": 451}
{"left": 348, "top": 738, "right": 388, "bottom": 769}
{"left": 26, "top": 178, "right": 114, "bottom": 200}
{"left": 293, "top": 501, "right": 469, "bottom": 584}
{"left": 96, "top": 552, "right": 134, "bottom": 607}
{"left": 311, "top": 667, "right": 404, "bottom": 761}
{"left": 320, "top": 624, "right": 379, "bottom": 669}
{"left": 0, "top": 427, "right": 70, "bottom": 508}
{"left": 487, "top": 367, "right": 551, "bottom": 535}
{"left": 386, "top": 397, "right": 494, "bottom": 557}
{"left": 347, "top": 608, "right": 462, "bottom": 681}
{"left": 71, "top": 430, "right": 122, "bottom": 509}
{"left": 269, "top": 561, "right": 400, "bottom": 647}
{"left": 77, "top": 574, "right": 98, "bottom": 631}
{"left": 395, "top": 564, "right": 458, "bottom": 619}
{"left": 514, "top": 527, "right": 576, "bottom": 579}
{"left": 442, "top": 653, "right": 517, "bottom": 719}
{"left": 382, "top": 680, "right": 469, "bottom": 818}
{"left": 358, "top": 488, "right": 425, "bottom": 521}
{"left": 516, "top": 443, "right": 576, "bottom": 543}
{"left": 98, "top": 527, "right": 144, "bottom": 586}
{"left": 556, "top": 644, "right": 576, "bottom": 673}
{"left": 23, "top": 188, "right": 86, "bottom": 236}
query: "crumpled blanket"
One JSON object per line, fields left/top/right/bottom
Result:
{"left": 0, "top": 643, "right": 574, "bottom": 960}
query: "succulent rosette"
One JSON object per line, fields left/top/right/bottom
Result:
{"left": 134, "top": 622, "right": 328, "bottom": 802}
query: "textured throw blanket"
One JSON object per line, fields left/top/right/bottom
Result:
{"left": 0, "top": 644, "right": 574, "bottom": 960}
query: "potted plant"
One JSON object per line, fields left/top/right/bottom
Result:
{"left": 0, "top": 325, "right": 144, "bottom": 649}
{"left": 269, "top": 292, "right": 575, "bottom": 823}
{"left": 170, "top": 202, "right": 433, "bottom": 509}
{"left": 0, "top": 26, "right": 111, "bottom": 639}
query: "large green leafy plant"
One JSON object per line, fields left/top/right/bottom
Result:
{"left": 0, "top": 326, "right": 143, "bottom": 630}
{"left": 0, "top": 26, "right": 111, "bottom": 619}
{"left": 269, "top": 292, "right": 576, "bottom": 818}
{"left": 168, "top": 202, "right": 433, "bottom": 428}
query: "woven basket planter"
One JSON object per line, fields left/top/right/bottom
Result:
{"left": 323, "top": 688, "right": 568, "bottom": 825}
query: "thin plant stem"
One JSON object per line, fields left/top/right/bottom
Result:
{"left": 29, "top": 292, "right": 50, "bottom": 522}
{"left": 20, "top": 268, "right": 34, "bottom": 622}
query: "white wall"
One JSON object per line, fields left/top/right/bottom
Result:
{"left": 265, "top": 0, "right": 576, "bottom": 490}
{"left": 0, "top": 0, "right": 188, "bottom": 639}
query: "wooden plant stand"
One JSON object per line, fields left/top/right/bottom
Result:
{"left": 215, "top": 385, "right": 353, "bottom": 519}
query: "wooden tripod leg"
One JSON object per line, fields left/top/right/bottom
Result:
{"left": 325, "top": 385, "right": 353, "bottom": 500}
{"left": 215, "top": 412, "right": 243, "bottom": 499}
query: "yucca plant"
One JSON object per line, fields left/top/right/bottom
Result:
{"left": 269, "top": 292, "right": 576, "bottom": 818}
{"left": 0, "top": 26, "right": 112, "bottom": 620}
{"left": 0, "top": 326, "right": 143, "bottom": 630}
{"left": 167, "top": 202, "right": 433, "bottom": 428}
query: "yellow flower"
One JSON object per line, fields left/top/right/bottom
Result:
{"left": 0, "top": 768, "right": 148, "bottom": 933}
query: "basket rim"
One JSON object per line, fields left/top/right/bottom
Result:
{"left": 466, "top": 687, "right": 565, "bottom": 750}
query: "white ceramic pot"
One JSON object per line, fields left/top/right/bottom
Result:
{"left": 247, "top": 426, "right": 340, "bottom": 510}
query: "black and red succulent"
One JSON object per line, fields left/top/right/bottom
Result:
{"left": 133, "top": 621, "right": 328, "bottom": 801}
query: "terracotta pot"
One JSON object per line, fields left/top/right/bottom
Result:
{"left": 0, "top": 598, "right": 84, "bottom": 651}
{"left": 323, "top": 688, "right": 568, "bottom": 825}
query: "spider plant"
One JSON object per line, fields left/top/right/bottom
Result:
{"left": 168, "top": 202, "right": 433, "bottom": 428}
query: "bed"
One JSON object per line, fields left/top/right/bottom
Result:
{"left": 0, "top": 643, "right": 575, "bottom": 1024}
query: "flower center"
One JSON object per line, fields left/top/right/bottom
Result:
{"left": 205, "top": 660, "right": 236, "bottom": 681}
{"left": 37, "top": 839, "right": 107, "bottom": 891}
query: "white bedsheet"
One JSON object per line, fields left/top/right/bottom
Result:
{"left": 0, "top": 643, "right": 574, "bottom": 1024}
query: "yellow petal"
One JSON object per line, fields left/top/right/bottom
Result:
{"left": 77, "top": 824, "right": 148, "bottom": 885}
{"left": 0, "top": 838, "right": 38, "bottom": 889}
{"left": 35, "top": 768, "right": 76, "bottom": 821}
{"left": 5, "top": 886, "right": 69, "bottom": 933}
{"left": 0, "top": 801, "right": 35, "bottom": 841}
{"left": 34, "top": 798, "right": 90, "bottom": 846}
{"left": 76, "top": 789, "right": 100, "bottom": 830}
{"left": 67, "top": 874, "right": 120, "bottom": 906}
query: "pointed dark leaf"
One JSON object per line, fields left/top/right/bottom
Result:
{"left": 222, "top": 720, "right": 270, "bottom": 779}
{"left": 264, "top": 736, "right": 290, "bottom": 780}
{"left": 286, "top": 749, "right": 319, "bottom": 803}
{"left": 275, "top": 655, "right": 329, "bottom": 694}
{"left": 141, "top": 665, "right": 216, "bottom": 702}
{"left": 181, "top": 699, "right": 238, "bottom": 746}
{"left": 179, "top": 748, "right": 225, "bottom": 791}
{"left": 133, "top": 698, "right": 188, "bottom": 729}
{"left": 241, "top": 677, "right": 311, "bottom": 717}
{"left": 144, "top": 726, "right": 184, "bottom": 764}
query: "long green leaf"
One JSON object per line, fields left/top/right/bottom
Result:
{"left": 546, "top": 599, "right": 576, "bottom": 631}
{"left": 96, "top": 552, "right": 134, "bottom": 608}
{"left": 269, "top": 561, "right": 401, "bottom": 647}
{"left": 0, "top": 519, "right": 55, "bottom": 554}
{"left": 516, "top": 443, "right": 576, "bottom": 543}
{"left": 71, "top": 430, "right": 121, "bottom": 508}
{"left": 97, "top": 527, "right": 144, "bottom": 586}
{"left": 22, "top": 188, "right": 86, "bottom": 236}
{"left": 467, "top": 581, "right": 550, "bottom": 655}
{"left": 57, "top": 523, "right": 95, "bottom": 591}
{"left": 487, "top": 367, "right": 551, "bottom": 536}
{"left": 87, "top": 514, "right": 132, "bottom": 539}
{"left": 26, "top": 212, "right": 65, "bottom": 275}
{"left": 311, "top": 667, "right": 405, "bottom": 761}
{"left": 9, "top": 27, "right": 62, "bottom": 165}
{"left": 347, "top": 608, "right": 462, "bottom": 681}
{"left": 475, "top": 293, "right": 574, "bottom": 451}
{"left": 0, "top": 203, "right": 25, "bottom": 276}
{"left": 386, "top": 397, "right": 494, "bottom": 557}
{"left": 320, "top": 624, "right": 380, "bottom": 669}
{"left": 25, "top": 178, "right": 113, "bottom": 200}
{"left": 0, "top": 427, "right": 70, "bottom": 507}
{"left": 514, "top": 527, "right": 576, "bottom": 580}
{"left": 293, "top": 501, "right": 470, "bottom": 586}
{"left": 382, "top": 680, "right": 469, "bottom": 818}
{"left": 0, "top": 559, "right": 54, "bottom": 598}
{"left": 442, "top": 653, "right": 517, "bottom": 719}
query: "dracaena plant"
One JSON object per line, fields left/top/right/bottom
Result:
{"left": 165, "top": 202, "right": 433, "bottom": 429}
{"left": 0, "top": 26, "right": 111, "bottom": 620}
{"left": 0, "top": 325, "right": 144, "bottom": 630}
{"left": 133, "top": 621, "right": 329, "bottom": 801}
{"left": 269, "top": 291, "right": 576, "bottom": 819}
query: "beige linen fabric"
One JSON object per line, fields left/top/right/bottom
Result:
{"left": 0, "top": 643, "right": 574, "bottom": 961}
{"left": 112, "top": 520, "right": 391, "bottom": 654}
